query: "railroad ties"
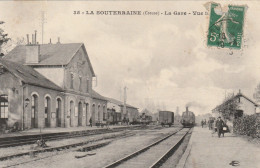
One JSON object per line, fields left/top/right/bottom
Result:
{"left": 0, "top": 126, "right": 141, "bottom": 148}
{"left": 104, "top": 128, "right": 191, "bottom": 168}
{"left": 0, "top": 126, "right": 141, "bottom": 162}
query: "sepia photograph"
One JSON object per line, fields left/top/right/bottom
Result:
{"left": 0, "top": 0, "right": 259, "bottom": 168}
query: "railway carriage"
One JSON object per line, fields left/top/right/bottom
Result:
{"left": 181, "top": 107, "right": 195, "bottom": 127}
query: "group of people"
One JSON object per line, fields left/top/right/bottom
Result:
{"left": 201, "top": 119, "right": 207, "bottom": 128}
{"left": 89, "top": 117, "right": 110, "bottom": 129}
{"left": 201, "top": 117, "right": 229, "bottom": 138}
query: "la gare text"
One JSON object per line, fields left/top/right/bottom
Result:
{"left": 73, "top": 11, "right": 209, "bottom": 16}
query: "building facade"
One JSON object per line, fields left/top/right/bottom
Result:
{"left": 212, "top": 91, "right": 258, "bottom": 119}
{"left": 0, "top": 41, "right": 107, "bottom": 130}
{"left": 106, "top": 97, "right": 139, "bottom": 123}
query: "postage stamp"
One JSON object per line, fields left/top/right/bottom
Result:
{"left": 207, "top": 3, "right": 247, "bottom": 49}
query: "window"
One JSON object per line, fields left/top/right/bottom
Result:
{"left": 31, "top": 95, "right": 35, "bottom": 118}
{"left": 98, "top": 105, "right": 100, "bottom": 121}
{"left": 79, "top": 76, "right": 82, "bottom": 91}
{"left": 44, "top": 97, "right": 50, "bottom": 118}
{"left": 0, "top": 95, "right": 8, "bottom": 118}
{"left": 56, "top": 99, "right": 61, "bottom": 114}
{"left": 70, "top": 73, "right": 74, "bottom": 89}
{"left": 44, "top": 99, "right": 48, "bottom": 118}
{"left": 103, "top": 106, "right": 106, "bottom": 120}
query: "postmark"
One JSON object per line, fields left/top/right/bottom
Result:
{"left": 207, "top": 3, "right": 247, "bottom": 50}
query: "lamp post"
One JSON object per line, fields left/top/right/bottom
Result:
{"left": 25, "top": 98, "right": 30, "bottom": 107}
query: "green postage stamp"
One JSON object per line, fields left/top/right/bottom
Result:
{"left": 207, "top": 3, "right": 247, "bottom": 49}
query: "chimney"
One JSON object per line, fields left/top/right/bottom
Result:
{"left": 26, "top": 33, "right": 40, "bottom": 63}
{"left": 32, "top": 34, "right": 35, "bottom": 45}
{"left": 34, "top": 30, "right": 37, "bottom": 44}
{"left": 57, "top": 37, "right": 60, "bottom": 44}
{"left": 26, "top": 34, "right": 29, "bottom": 45}
{"left": 186, "top": 106, "right": 189, "bottom": 112}
{"left": 25, "top": 44, "right": 40, "bottom": 63}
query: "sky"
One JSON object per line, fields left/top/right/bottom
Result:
{"left": 0, "top": 0, "right": 260, "bottom": 115}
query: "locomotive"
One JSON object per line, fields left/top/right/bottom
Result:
{"left": 139, "top": 113, "right": 153, "bottom": 125}
{"left": 181, "top": 107, "right": 195, "bottom": 127}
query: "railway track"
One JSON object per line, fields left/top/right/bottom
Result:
{"left": 0, "top": 130, "right": 136, "bottom": 167}
{"left": 0, "top": 126, "right": 141, "bottom": 148}
{"left": 3, "top": 141, "right": 111, "bottom": 168}
{"left": 0, "top": 126, "right": 162, "bottom": 162}
{"left": 104, "top": 127, "right": 191, "bottom": 168}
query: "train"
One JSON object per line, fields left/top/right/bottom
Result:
{"left": 139, "top": 113, "right": 153, "bottom": 125}
{"left": 159, "top": 111, "right": 174, "bottom": 127}
{"left": 181, "top": 107, "right": 195, "bottom": 127}
{"left": 107, "top": 109, "right": 122, "bottom": 125}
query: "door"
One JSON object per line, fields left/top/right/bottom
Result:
{"left": 70, "top": 101, "right": 74, "bottom": 127}
{"left": 56, "top": 98, "right": 61, "bottom": 127}
{"left": 31, "top": 95, "right": 38, "bottom": 128}
{"left": 45, "top": 97, "right": 51, "bottom": 128}
{"left": 78, "top": 102, "right": 83, "bottom": 126}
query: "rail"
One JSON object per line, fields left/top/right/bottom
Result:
{"left": 103, "top": 127, "right": 185, "bottom": 168}
{"left": 0, "top": 125, "right": 141, "bottom": 148}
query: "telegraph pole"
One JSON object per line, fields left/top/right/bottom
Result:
{"left": 123, "top": 86, "right": 127, "bottom": 120}
{"left": 41, "top": 11, "right": 46, "bottom": 44}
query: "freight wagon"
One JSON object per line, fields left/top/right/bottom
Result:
{"left": 107, "top": 109, "right": 122, "bottom": 125}
{"left": 159, "top": 111, "right": 174, "bottom": 127}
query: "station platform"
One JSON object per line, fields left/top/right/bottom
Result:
{"left": 178, "top": 126, "right": 260, "bottom": 168}
{"left": 0, "top": 125, "right": 137, "bottom": 138}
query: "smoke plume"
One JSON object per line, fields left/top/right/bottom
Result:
{"left": 185, "top": 101, "right": 206, "bottom": 110}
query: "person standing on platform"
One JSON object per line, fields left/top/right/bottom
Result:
{"left": 215, "top": 117, "right": 224, "bottom": 138}
{"left": 89, "top": 117, "right": 92, "bottom": 127}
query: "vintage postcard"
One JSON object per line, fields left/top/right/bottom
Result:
{"left": 0, "top": 0, "right": 259, "bottom": 168}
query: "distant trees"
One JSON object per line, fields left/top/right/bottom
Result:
{"left": 253, "top": 83, "right": 260, "bottom": 103}
{"left": 0, "top": 21, "right": 26, "bottom": 56}
{"left": 0, "top": 21, "right": 10, "bottom": 56}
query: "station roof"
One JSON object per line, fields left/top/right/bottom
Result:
{"left": 212, "top": 92, "right": 259, "bottom": 112}
{"left": 105, "top": 97, "right": 138, "bottom": 109}
{"left": 92, "top": 90, "right": 108, "bottom": 101}
{"left": 4, "top": 43, "right": 95, "bottom": 76}
{"left": 0, "top": 58, "right": 63, "bottom": 91}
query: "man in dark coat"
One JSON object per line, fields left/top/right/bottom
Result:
{"left": 201, "top": 120, "right": 204, "bottom": 128}
{"left": 89, "top": 117, "right": 92, "bottom": 127}
{"left": 215, "top": 117, "right": 224, "bottom": 138}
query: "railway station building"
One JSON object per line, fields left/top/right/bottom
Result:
{"left": 212, "top": 91, "right": 258, "bottom": 119}
{"left": 0, "top": 39, "right": 107, "bottom": 130}
{"left": 106, "top": 97, "right": 139, "bottom": 123}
